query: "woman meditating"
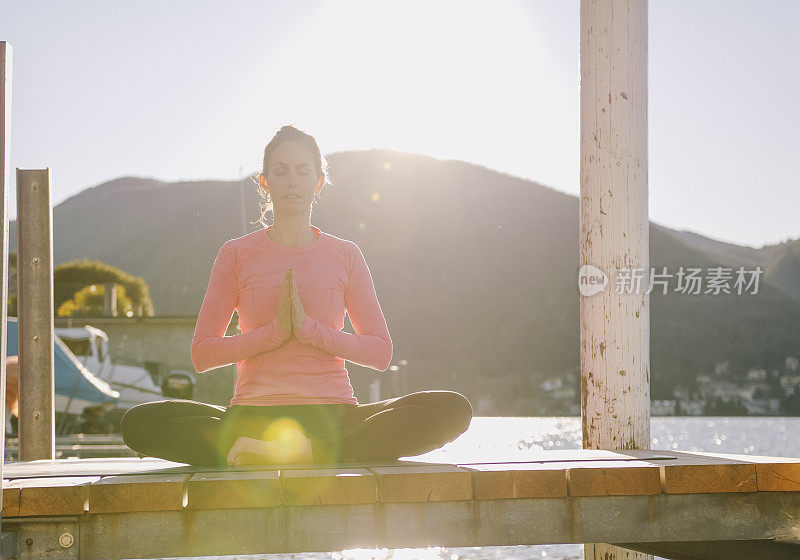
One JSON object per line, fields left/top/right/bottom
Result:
{"left": 121, "top": 125, "right": 473, "bottom": 467}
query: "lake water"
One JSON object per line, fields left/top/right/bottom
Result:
{"left": 154, "top": 416, "right": 800, "bottom": 560}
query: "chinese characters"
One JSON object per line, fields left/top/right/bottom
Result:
{"left": 614, "top": 266, "right": 762, "bottom": 295}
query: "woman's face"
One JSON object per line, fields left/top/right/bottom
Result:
{"left": 262, "top": 140, "right": 322, "bottom": 214}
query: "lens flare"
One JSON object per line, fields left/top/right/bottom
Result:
{"left": 218, "top": 406, "right": 345, "bottom": 466}
{"left": 261, "top": 417, "right": 310, "bottom": 463}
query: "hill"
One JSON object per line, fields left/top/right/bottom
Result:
{"left": 10, "top": 150, "right": 800, "bottom": 413}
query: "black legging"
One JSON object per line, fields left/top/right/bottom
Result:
{"left": 120, "top": 390, "right": 473, "bottom": 467}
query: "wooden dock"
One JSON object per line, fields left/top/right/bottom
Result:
{"left": 4, "top": 434, "right": 138, "bottom": 461}
{"left": 3, "top": 449, "right": 800, "bottom": 560}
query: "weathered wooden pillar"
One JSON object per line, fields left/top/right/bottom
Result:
{"left": 17, "top": 168, "right": 55, "bottom": 461}
{"left": 580, "top": 0, "right": 649, "bottom": 558}
{"left": 0, "top": 40, "right": 12, "bottom": 520}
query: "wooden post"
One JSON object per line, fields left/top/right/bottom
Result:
{"left": 17, "top": 168, "right": 55, "bottom": 461}
{"left": 580, "top": 0, "right": 649, "bottom": 558}
{"left": 0, "top": 41, "right": 12, "bottom": 522}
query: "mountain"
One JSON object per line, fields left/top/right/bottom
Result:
{"left": 9, "top": 150, "right": 800, "bottom": 413}
{"left": 664, "top": 229, "right": 776, "bottom": 268}
{"left": 665, "top": 229, "right": 800, "bottom": 292}
{"left": 764, "top": 241, "right": 800, "bottom": 303}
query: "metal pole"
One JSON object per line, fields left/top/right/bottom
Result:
{"left": 17, "top": 168, "right": 55, "bottom": 461}
{"left": 580, "top": 0, "right": 650, "bottom": 558}
{"left": 0, "top": 40, "right": 13, "bottom": 523}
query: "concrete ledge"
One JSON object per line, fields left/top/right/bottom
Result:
{"left": 3, "top": 492, "right": 799, "bottom": 559}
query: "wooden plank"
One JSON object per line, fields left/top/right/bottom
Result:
{"left": 188, "top": 470, "right": 281, "bottom": 509}
{"left": 661, "top": 452, "right": 757, "bottom": 494}
{"left": 3, "top": 449, "right": 793, "bottom": 518}
{"left": 461, "top": 462, "right": 567, "bottom": 499}
{"left": 754, "top": 460, "right": 800, "bottom": 492}
{"left": 511, "top": 449, "right": 673, "bottom": 462}
{"left": 87, "top": 473, "right": 189, "bottom": 513}
{"left": 281, "top": 467, "right": 375, "bottom": 505}
{"left": 671, "top": 451, "right": 800, "bottom": 492}
{"left": 678, "top": 451, "right": 797, "bottom": 461}
{"left": 664, "top": 465, "right": 755, "bottom": 494}
{"left": 687, "top": 452, "right": 800, "bottom": 492}
{"left": 0, "top": 452, "right": 678, "bottom": 481}
{"left": 566, "top": 460, "right": 661, "bottom": 496}
{"left": 2, "top": 476, "right": 98, "bottom": 517}
{"left": 370, "top": 465, "right": 471, "bottom": 502}
{"left": 3, "top": 457, "right": 186, "bottom": 479}
{"left": 1, "top": 479, "right": 19, "bottom": 518}
{"left": 413, "top": 449, "right": 675, "bottom": 465}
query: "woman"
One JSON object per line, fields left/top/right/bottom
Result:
{"left": 121, "top": 125, "right": 473, "bottom": 467}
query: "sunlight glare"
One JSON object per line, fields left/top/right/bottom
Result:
{"left": 261, "top": 417, "right": 308, "bottom": 463}
{"left": 240, "top": 0, "right": 567, "bottom": 188}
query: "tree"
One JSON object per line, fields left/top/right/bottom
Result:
{"left": 54, "top": 259, "right": 155, "bottom": 317}
{"left": 7, "top": 253, "right": 155, "bottom": 317}
{"left": 57, "top": 283, "right": 136, "bottom": 317}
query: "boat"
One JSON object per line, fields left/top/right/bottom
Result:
{"left": 5, "top": 318, "right": 119, "bottom": 419}
{"left": 54, "top": 324, "right": 197, "bottom": 409}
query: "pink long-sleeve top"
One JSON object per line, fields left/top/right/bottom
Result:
{"left": 190, "top": 225, "right": 393, "bottom": 406}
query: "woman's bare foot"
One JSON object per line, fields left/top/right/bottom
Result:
{"left": 226, "top": 435, "right": 314, "bottom": 466}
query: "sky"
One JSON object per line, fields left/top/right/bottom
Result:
{"left": 0, "top": 0, "right": 798, "bottom": 248}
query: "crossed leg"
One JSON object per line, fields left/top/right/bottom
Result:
{"left": 311, "top": 390, "right": 474, "bottom": 463}
{"left": 121, "top": 391, "right": 473, "bottom": 467}
{"left": 120, "top": 399, "right": 226, "bottom": 467}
